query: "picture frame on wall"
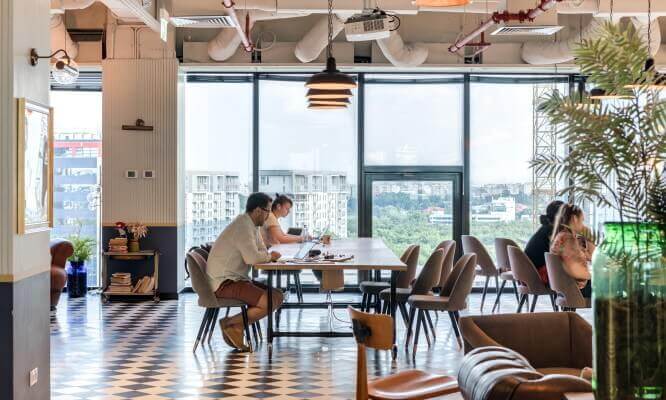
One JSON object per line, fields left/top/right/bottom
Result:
{"left": 17, "top": 98, "right": 53, "bottom": 234}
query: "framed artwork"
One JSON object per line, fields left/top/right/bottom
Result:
{"left": 17, "top": 98, "right": 53, "bottom": 234}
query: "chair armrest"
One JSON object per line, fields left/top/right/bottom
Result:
{"left": 513, "top": 374, "right": 592, "bottom": 399}
{"left": 568, "top": 313, "right": 593, "bottom": 368}
{"left": 459, "top": 317, "right": 503, "bottom": 354}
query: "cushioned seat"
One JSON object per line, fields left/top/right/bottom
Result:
{"left": 368, "top": 370, "right": 458, "bottom": 400}
{"left": 500, "top": 271, "right": 515, "bottom": 281}
{"left": 407, "top": 295, "right": 460, "bottom": 310}
{"left": 379, "top": 287, "right": 418, "bottom": 302}
{"left": 536, "top": 367, "right": 582, "bottom": 377}
{"left": 359, "top": 281, "right": 391, "bottom": 294}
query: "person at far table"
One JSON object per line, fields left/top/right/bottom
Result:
{"left": 206, "top": 192, "right": 284, "bottom": 351}
{"left": 550, "top": 203, "right": 596, "bottom": 298}
{"left": 524, "top": 200, "right": 564, "bottom": 285}
{"left": 262, "top": 193, "right": 305, "bottom": 246}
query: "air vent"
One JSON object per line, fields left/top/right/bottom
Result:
{"left": 491, "top": 25, "right": 563, "bottom": 36}
{"left": 170, "top": 15, "right": 238, "bottom": 28}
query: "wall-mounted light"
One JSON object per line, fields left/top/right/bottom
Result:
{"left": 30, "top": 48, "right": 79, "bottom": 85}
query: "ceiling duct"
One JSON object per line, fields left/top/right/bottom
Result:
{"left": 376, "top": 30, "right": 428, "bottom": 67}
{"left": 295, "top": 14, "right": 345, "bottom": 63}
{"left": 50, "top": 14, "right": 79, "bottom": 60}
{"left": 170, "top": 15, "right": 238, "bottom": 28}
{"left": 491, "top": 25, "right": 563, "bottom": 36}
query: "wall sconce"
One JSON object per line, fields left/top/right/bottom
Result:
{"left": 30, "top": 48, "right": 79, "bottom": 85}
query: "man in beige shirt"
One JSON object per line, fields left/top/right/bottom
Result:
{"left": 207, "top": 192, "right": 284, "bottom": 350}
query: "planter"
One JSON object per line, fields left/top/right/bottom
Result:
{"left": 129, "top": 238, "right": 140, "bottom": 253}
{"left": 67, "top": 261, "right": 88, "bottom": 298}
{"left": 592, "top": 222, "right": 665, "bottom": 400}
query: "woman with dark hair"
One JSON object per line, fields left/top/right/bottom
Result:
{"left": 550, "top": 203, "right": 595, "bottom": 298}
{"left": 261, "top": 193, "right": 304, "bottom": 246}
{"left": 524, "top": 200, "right": 564, "bottom": 285}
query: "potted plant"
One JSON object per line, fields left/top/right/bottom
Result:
{"left": 127, "top": 223, "right": 148, "bottom": 252}
{"left": 67, "top": 236, "right": 95, "bottom": 298}
{"left": 532, "top": 22, "right": 666, "bottom": 400}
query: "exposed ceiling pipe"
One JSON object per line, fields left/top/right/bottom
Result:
{"left": 50, "top": 14, "right": 79, "bottom": 59}
{"left": 448, "top": 0, "right": 563, "bottom": 53}
{"left": 522, "top": 16, "right": 659, "bottom": 65}
{"left": 222, "top": 0, "right": 255, "bottom": 51}
{"left": 295, "top": 14, "right": 345, "bottom": 63}
{"left": 50, "top": 0, "right": 97, "bottom": 12}
{"left": 376, "top": 31, "right": 429, "bottom": 67}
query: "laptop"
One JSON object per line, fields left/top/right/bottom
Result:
{"left": 293, "top": 241, "right": 316, "bottom": 260}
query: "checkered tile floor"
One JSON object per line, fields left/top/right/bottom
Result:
{"left": 51, "top": 290, "right": 592, "bottom": 399}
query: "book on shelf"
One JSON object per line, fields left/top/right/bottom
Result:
{"left": 132, "top": 275, "right": 155, "bottom": 294}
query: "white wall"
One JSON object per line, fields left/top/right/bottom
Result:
{"left": 102, "top": 58, "right": 179, "bottom": 226}
{"left": 0, "top": 0, "right": 52, "bottom": 280}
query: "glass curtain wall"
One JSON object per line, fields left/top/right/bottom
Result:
{"left": 184, "top": 75, "right": 253, "bottom": 251}
{"left": 50, "top": 90, "right": 103, "bottom": 287}
{"left": 469, "top": 76, "right": 569, "bottom": 259}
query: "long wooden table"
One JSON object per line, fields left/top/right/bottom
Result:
{"left": 255, "top": 238, "right": 407, "bottom": 360}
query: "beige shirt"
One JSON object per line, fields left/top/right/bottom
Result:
{"left": 206, "top": 213, "right": 271, "bottom": 291}
{"left": 261, "top": 212, "right": 281, "bottom": 247}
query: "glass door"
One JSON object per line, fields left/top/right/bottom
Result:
{"left": 363, "top": 172, "right": 462, "bottom": 266}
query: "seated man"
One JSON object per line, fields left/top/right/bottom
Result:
{"left": 207, "top": 192, "right": 284, "bottom": 351}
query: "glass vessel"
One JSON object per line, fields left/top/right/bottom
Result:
{"left": 67, "top": 261, "right": 88, "bottom": 298}
{"left": 592, "top": 222, "right": 665, "bottom": 400}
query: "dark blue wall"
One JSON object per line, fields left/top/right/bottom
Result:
{"left": 102, "top": 226, "right": 180, "bottom": 298}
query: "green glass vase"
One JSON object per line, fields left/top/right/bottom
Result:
{"left": 592, "top": 222, "right": 666, "bottom": 400}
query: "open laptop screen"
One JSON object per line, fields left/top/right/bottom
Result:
{"left": 293, "top": 242, "right": 316, "bottom": 259}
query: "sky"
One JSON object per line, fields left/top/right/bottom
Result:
{"left": 51, "top": 91, "right": 103, "bottom": 136}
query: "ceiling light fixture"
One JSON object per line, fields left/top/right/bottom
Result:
{"left": 305, "top": 0, "right": 356, "bottom": 108}
{"left": 30, "top": 48, "right": 79, "bottom": 85}
{"left": 624, "top": 0, "right": 666, "bottom": 91}
{"left": 308, "top": 104, "right": 348, "bottom": 110}
{"left": 306, "top": 89, "right": 353, "bottom": 99}
{"left": 310, "top": 98, "right": 351, "bottom": 106}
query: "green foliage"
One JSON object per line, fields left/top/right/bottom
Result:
{"left": 68, "top": 236, "right": 95, "bottom": 263}
{"left": 532, "top": 22, "right": 666, "bottom": 228}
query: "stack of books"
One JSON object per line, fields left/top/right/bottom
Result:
{"left": 107, "top": 272, "right": 132, "bottom": 293}
{"left": 133, "top": 275, "right": 155, "bottom": 294}
{"left": 108, "top": 237, "right": 128, "bottom": 253}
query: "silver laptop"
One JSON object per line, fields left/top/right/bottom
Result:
{"left": 293, "top": 241, "right": 316, "bottom": 260}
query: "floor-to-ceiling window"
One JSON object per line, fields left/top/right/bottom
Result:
{"left": 184, "top": 75, "right": 253, "bottom": 251}
{"left": 50, "top": 89, "right": 103, "bottom": 287}
{"left": 469, "top": 76, "right": 569, "bottom": 259}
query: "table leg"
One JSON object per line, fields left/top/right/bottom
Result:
{"left": 390, "top": 270, "right": 398, "bottom": 360}
{"left": 267, "top": 270, "right": 274, "bottom": 361}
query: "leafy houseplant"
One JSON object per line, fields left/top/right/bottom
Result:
{"left": 68, "top": 236, "right": 95, "bottom": 268}
{"left": 532, "top": 22, "right": 666, "bottom": 400}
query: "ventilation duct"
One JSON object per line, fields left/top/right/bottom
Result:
{"left": 50, "top": 0, "right": 97, "bottom": 12}
{"left": 522, "top": 16, "right": 659, "bottom": 65}
{"left": 376, "top": 31, "right": 429, "bottom": 67}
{"left": 50, "top": 14, "right": 79, "bottom": 60}
{"left": 295, "top": 14, "right": 345, "bottom": 63}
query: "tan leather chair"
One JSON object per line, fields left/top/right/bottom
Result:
{"left": 187, "top": 251, "right": 255, "bottom": 352}
{"left": 408, "top": 254, "right": 477, "bottom": 350}
{"left": 435, "top": 240, "right": 456, "bottom": 290}
{"left": 545, "top": 253, "right": 591, "bottom": 311}
{"left": 507, "top": 246, "right": 557, "bottom": 312}
{"left": 458, "top": 312, "right": 592, "bottom": 377}
{"left": 349, "top": 307, "right": 459, "bottom": 400}
{"left": 360, "top": 245, "right": 419, "bottom": 313}
{"left": 491, "top": 238, "right": 521, "bottom": 312}
{"left": 457, "top": 346, "right": 592, "bottom": 400}
{"left": 50, "top": 239, "right": 74, "bottom": 310}
{"left": 462, "top": 235, "right": 499, "bottom": 312}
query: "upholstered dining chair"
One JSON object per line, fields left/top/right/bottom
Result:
{"left": 407, "top": 254, "right": 477, "bottom": 351}
{"left": 348, "top": 307, "right": 459, "bottom": 400}
{"left": 187, "top": 251, "right": 255, "bottom": 352}
{"left": 491, "top": 238, "right": 521, "bottom": 313}
{"left": 545, "top": 253, "right": 591, "bottom": 311}
{"left": 507, "top": 246, "right": 557, "bottom": 313}
{"left": 462, "top": 235, "right": 499, "bottom": 313}
{"left": 435, "top": 240, "right": 456, "bottom": 291}
{"left": 360, "top": 245, "right": 417, "bottom": 313}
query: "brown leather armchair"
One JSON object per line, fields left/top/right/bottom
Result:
{"left": 459, "top": 312, "right": 592, "bottom": 377}
{"left": 457, "top": 346, "right": 592, "bottom": 400}
{"left": 51, "top": 239, "right": 73, "bottom": 310}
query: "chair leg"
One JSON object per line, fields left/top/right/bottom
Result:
{"left": 193, "top": 308, "right": 212, "bottom": 353}
{"left": 517, "top": 294, "right": 527, "bottom": 313}
{"left": 382, "top": 299, "right": 389, "bottom": 314}
{"left": 295, "top": 273, "right": 304, "bottom": 303}
{"left": 251, "top": 319, "right": 259, "bottom": 346}
{"left": 511, "top": 281, "right": 520, "bottom": 303}
{"left": 480, "top": 276, "right": 490, "bottom": 312}
{"left": 425, "top": 310, "right": 436, "bottom": 341}
{"left": 361, "top": 293, "right": 368, "bottom": 312}
{"left": 447, "top": 311, "right": 462, "bottom": 349}
{"left": 492, "top": 280, "right": 507, "bottom": 314}
{"left": 240, "top": 306, "right": 253, "bottom": 352}
{"left": 201, "top": 307, "right": 216, "bottom": 344}
{"left": 207, "top": 308, "right": 220, "bottom": 344}
{"left": 255, "top": 321, "right": 263, "bottom": 341}
{"left": 549, "top": 294, "right": 558, "bottom": 312}
{"left": 413, "top": 309, "right": 424, "bottom": 357}
{"left": 225, "top": 307, "right": 230, "bottom": 318}
{"left": 421, "top": 311, "right": 432, "bottom": 347}
{"left": 398, "top": 303, "right": 410, "bottom": 327}
{"left": 405, "top": 306, "right": 416, "bottom": 350}
{"left": 530, "top": 295, "right": 538, "bottom": 312}
{"left": 374, "top": 294, "right": 382, "bottom": 314}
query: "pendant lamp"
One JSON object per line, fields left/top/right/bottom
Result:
{"left": 305, "top": 0, "right": 356, "bottom": 109}
{"left": 623, "top": 0, "right": 666, "bottom": 90}
{"left": 413, "top": 0, "right": 470, "bottom": 6}
{"left": 308, "top": 104, "right": 348, "bottom": 109}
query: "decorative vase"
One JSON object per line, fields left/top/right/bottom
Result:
{"left": 67, "top": 261, "right": 87, "bottom": 298}
{"left": 129, "top": 238, "right": 140, "bottom": 253}
{"left": 592, "top": 222, "right": 665, "bottom": 400}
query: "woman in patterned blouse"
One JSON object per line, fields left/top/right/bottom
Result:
{"left": 549, "top": 203, "right": 595, "bottom": 298}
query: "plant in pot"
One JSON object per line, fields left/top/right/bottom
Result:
{"left": 532, "top": 22, "right": 666, "bottom": 400}
{"left": 127, "top": 223, "right": 148, "bottom": 252}
{"left": 67, "top": 236, "right": 95, "bottom": 298}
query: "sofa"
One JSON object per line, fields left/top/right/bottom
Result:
{"left": 50, "top": 239, "right": 73, "bottom": 310}
{"left": 458, "top": 312, "right": 592, "bottom": 377}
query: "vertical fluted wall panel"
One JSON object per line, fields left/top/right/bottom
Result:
{"left": 102, "top": 59, "right": 178, "bottom": 226}
{"left": 0, "top": 0, "right": 13, "bottom": 276}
